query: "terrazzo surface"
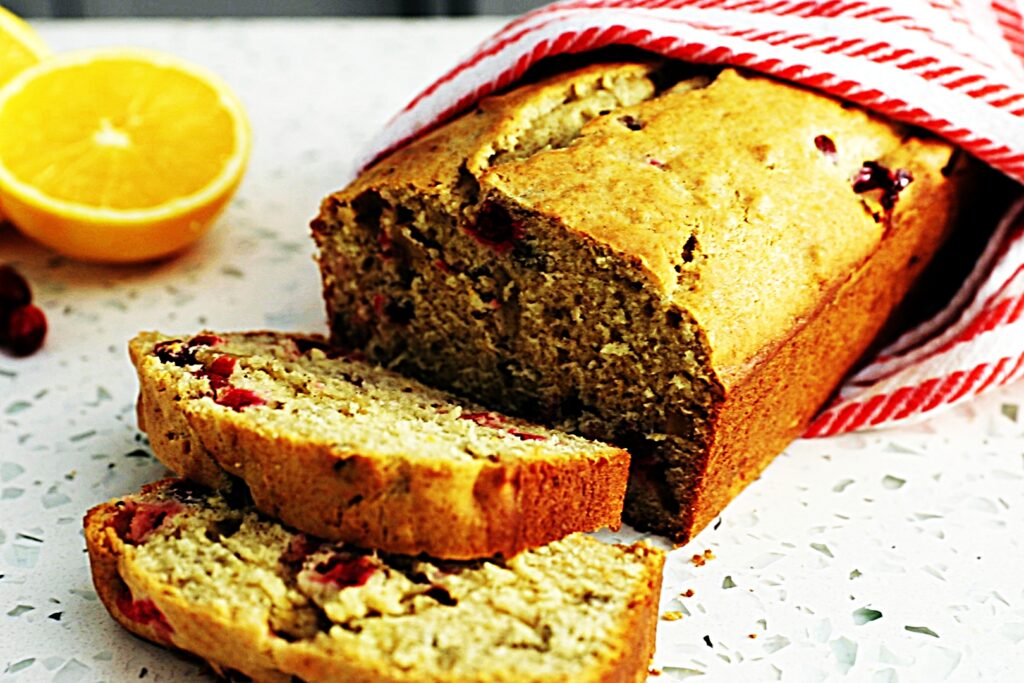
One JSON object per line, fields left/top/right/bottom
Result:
{"left": 1, "top": 18, "right": 1022, "bottom": 683}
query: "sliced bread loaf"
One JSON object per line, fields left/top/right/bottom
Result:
{"left": 312, "top": 59, "right": 984, "bottom": 541}
{"left": 84, "top": 479, "right": 665, "bottom": 683}
{"left": 128, "top": 330, "right": 629, "bottom": 559}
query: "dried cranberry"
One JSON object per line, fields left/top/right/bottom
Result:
{"left": 114, "top": 591, "right": 174, "bottom": 637}
{"left": 460, "top": 411, "right": 506, "bottom": 429}
{"left": 153, "top": 339, "right": 195, "bottom": 366}
{"left": 215, "top": 388, "right": 266, "bottom": 411}
{"left": 198, "top": 355, "right": 237, "bottom": 389}
{"left": 377, "top": 230, "right": 394, "bottom": 260}
{"left": 507, "top": 428, "right": 547, "bottom": 441}
{"left": 814, "top": 135, "right": 837, "bottom": 158}
{"left": 852, "top": 161, "right": 888, "bottom": 193}
{"left": 206, "top": 354, "right": 237, "bottom": 376}
{"left": 466, "top": 202, "right": 523, "bottom": 253}
{"left": 372, "top": 294, "right": 387, "bottom": 318}
{"left": 151, "top": 334, "right": 219, "bottom": 366}
{"left": 2, "top": 304, "right": 46, "bottom": 356}
{"left": 129, "top": 504, "right": 175, "bottom": 543}
{"left": 852, "top": 161, "right": 913, "bottom": 211}
{"left": 312, "top": 553, "right": 377, "bottom": 588}
{"left": 188, "top": 334, "right": 225, "bottom": 347}
{"left": 0, "top": 265, "right": 31, "bottom": 309}
{"left": 113, "top": 500, "right": 183, "bottom": 545}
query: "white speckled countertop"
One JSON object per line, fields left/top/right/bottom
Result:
{"left": 1, "top": 17, "right": 1022, "bottom": 683}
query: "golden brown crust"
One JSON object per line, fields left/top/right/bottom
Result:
{"left": 676, "top": 153, "right": 968, "bottom": 537}
{"left": 129, "top": 335, "right": 629, "bottom": 560}
{"left": 83, "top": 482, "right": 666, "bottom": 683}
{"left": 601, "top": 544, "right": 665, "bottom": 683}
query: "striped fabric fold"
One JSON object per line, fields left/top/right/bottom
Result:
{"left": 358, "top": 0, "right": 1024, "bottom": 435}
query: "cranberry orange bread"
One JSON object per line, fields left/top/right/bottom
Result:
{"left": 128, "top": 331, "right": 628, "bottom": 559}
{"left": 84, "top": 479, "right": 665, "bottom": 683}
{"left": 313, "top": 59, "right": 980, "bottom": 541}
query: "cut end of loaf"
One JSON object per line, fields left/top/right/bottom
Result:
{"left": 313, "top": 61, "right": 728, "bottom": 544}
{"left": 313, "top": 60, "right": 724, "bottom": 443}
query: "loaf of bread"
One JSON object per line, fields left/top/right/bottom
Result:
{"left": 129, "top": 330, "right": 629, "bottom": 559}
{"left": 313, "top": 60, "right": 978, "bottom": 541}
{"left": 84, "top": 479, "right": 664, "bottom": 683}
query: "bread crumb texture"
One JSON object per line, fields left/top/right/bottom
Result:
{"left": 87, "top": 480, "right": 664, "bottom": 683}
{"left": 132, "top": 330, "right": 609, "bottom": 462}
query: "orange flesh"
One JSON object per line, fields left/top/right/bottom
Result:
{"left": 0, "top": 59, "right": 237, "bottom": 210}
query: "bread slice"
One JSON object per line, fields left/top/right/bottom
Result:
{"left": 312, "top": 59, "right": 983, "bottom": 541}
{"left": 128, "top": 330, "right": 629, "bottom": 560}
{"left": 84, "top": 479, "right": 664, "bottom": 683}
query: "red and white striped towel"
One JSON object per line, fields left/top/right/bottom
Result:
{"left": 359, "top": 0, "right": 1024, "bottom": 436}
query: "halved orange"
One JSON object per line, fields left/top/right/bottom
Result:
{"left": 0, "top": 5, "right": 48, "bottom": 223}
{"left": 0, "top": 48, "right": 250, "bottom": 263}
{"left": 0, "top": 6, "right": 48, "bottom": 85}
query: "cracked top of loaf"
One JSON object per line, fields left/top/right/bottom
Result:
{"left": 337, "top": 60, "right": 961, "bottom": 375}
